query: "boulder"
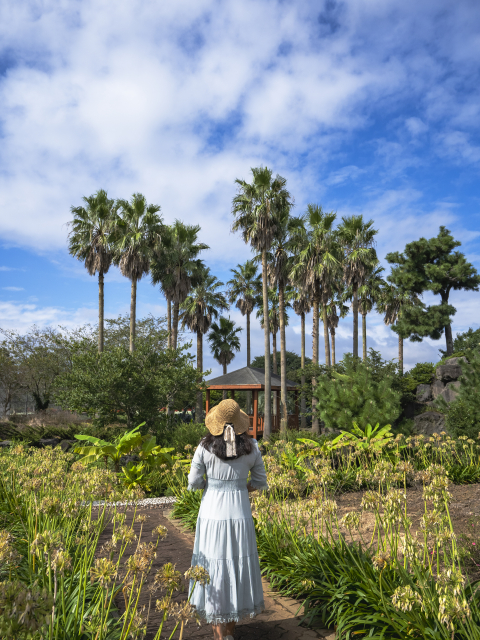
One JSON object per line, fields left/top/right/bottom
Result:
{"left": 416, "top": 384, "right": 432, "bottom": 402}
{"left": 439, "top": 386, "right": 459, "bottom": 403}
{"left": 445, "top": 356, "right": 468, "bottom": 367}
{"left": 436, "top": 364, "right": 462, "bottom": 382}
{"left": 38, "top": 438, "right": 61, "bottom": 448}
{"left": 0, "top": 440, "right": 13, "bottom": 448}
{"left": 59, "top": 439, "right": 78, "bottom": 452}
{"left": 432, "top": 379, "right": 445, "bottom": 399}
{"left": 413, "top": 411, "right": 446, "bottom": 437}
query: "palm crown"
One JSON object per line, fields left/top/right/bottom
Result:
{"left": 207, "top": 317, "right": 242, "bottom": 372}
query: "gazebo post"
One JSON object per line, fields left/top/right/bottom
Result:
{"left": 253, "top": 390, "right": 258, "bottom": 440}
{"left": 294, "top": 390, "right": 299, "bottom": 429}
{"left": 276, "top": 391, "right": 280, "bottom": 432}
{"left": 230, "top": 390, "right": 235, "bottom": 400}
{"left": 206, "top": 389, "right": 210, "bottom": 415}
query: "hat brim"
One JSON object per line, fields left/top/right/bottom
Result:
{"left": 205, "top": 404, "right": 250, "bottom": 436}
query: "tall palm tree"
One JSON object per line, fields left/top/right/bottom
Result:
{"left": 267, "top": 211, "right": 304, "bottom": 432}
{"left": 256, "top": 288, "right": 291, "bottom": 378}
{"left": 151, "top": 221, "right": 209, "bottom": 350}
{"left": 292, "top": 291, "right": 311, "bottom": 429}
{"left": 113, "top": 193, "right": 163, "bottom": 352}
{"left": 208, "top": 317, "right": 242, "bottom": 399}
{"left": 338, "top": 215, "right": 378, "bottom": 359}
{"left": 379, "top": 284, "right": 422, "bottom": 373}
{"left": 226, "top": 260, "right": 261, "bottom": 367}
{"left": 325, "top": 298, "right": 348, "bottom": 366}
{"left": 232, "top": 167, "right": 293, "bottom": 438}
{"left": 180, "top": 269, "right": 229, "bottom": 421}
{"left": 359, "top": 265, "right": 386, "bottom": 361}
{"left": 68, "top": 189, "right": 116, "bottom": 353}
{"left": 291, "top": 205, "right": 341, "bottom": 433}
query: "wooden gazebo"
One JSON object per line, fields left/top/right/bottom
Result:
{"left": 205, "top": 366, "right": 299, "bottom": 439}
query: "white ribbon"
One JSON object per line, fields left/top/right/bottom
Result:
{"left": 224, "top": 424, "right": 236, "bottom": 458}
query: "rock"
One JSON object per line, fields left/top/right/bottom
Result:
{"left": 0, "top": 440, "right": 13, "bottom": 448}
{"left": 432, "top": 379, "right": 445, "bottom": 398}
{"left": 445, "top": 356, "right": 468, "bottom": 367}
{"left": 416, "top": 384, "right": 432, "bottom": 402}
{"left": 59, "top": 439, "right": 78, "bottom": 452}
{"left": 413, "top": 411, "right": 446, "bottom": 437}
{"left": 38, "top": 438, "right": 61, "bottom": 448}
{"left": 439, "top": 386, "right": 459, "bottom": 403}
{"left": 436, "top": 364, "right": 463, "bottom": 382}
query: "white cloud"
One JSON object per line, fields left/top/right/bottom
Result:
{"left": 2, "top": 286, "right": 24, "bottom": 291}
{"left": 0, "top": 301, "right": 98, "bottom": 332}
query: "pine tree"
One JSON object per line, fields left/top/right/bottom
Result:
{"left": 386, "top": 226, "right": 480, "bottom": 356}
{"left": 313, "top": 353, "right": 402, "bottom": 432}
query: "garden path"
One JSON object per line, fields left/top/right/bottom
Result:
{"left": 97, "top": 507, "right": 335, "bottom": 640}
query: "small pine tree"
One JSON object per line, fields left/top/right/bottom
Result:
{"left": 446, "top": 351, "right": 480, "bottom": 439}
{"left": 313, "top": 353, "right": 402, "bottom": 432}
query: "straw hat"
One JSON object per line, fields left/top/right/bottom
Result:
{"left": 205, "top": 399, "right": 250, "bottom": 436}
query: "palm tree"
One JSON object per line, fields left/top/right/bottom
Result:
{"left": 338, "top": 215, "right": 378, "bottom": 359}
{"left": 232, "top": 167, "right": 293, "bottom": 438}
{"left": 208, "top": 317, "right": 242, "bottom": 399}
{"left": 151, "top": 221, "right": 209, "bottom": 350}
{"left": 113, "top": 193, "right": 163, "bottom": 352}
{"left": 256, "top": 288, "right": 291, "bottom": 378}
{"left": 68, "top": 189, "right": 116, "bottom": 353}
{"left": 267, "top": 211, "right": 303, "bottom": 432}
{"left": 180, "top": 268, "right": 229, "bottom": 421}
{"left": 325, "top": 298, "right": 348, "bottom": 366}
{"left": 291, "top": 205, "right": 341, "bottom": 433}
{"left": 292, "top": 291, "right": 311, "bottom": 429}
{"left": 226, "top": 260, "right": 261, "bottom": 367}
{"left": 379, "top": 284, "right": 422, "bottom": 373}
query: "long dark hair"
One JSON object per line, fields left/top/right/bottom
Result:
{"left": 200, "top": 431, "right": 253, "bottom": 460}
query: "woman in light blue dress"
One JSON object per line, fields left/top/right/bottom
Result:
{"left": 187, "top": 399, "right": 268, "bottom": 640}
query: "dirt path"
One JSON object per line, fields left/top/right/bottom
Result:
{"left": 97, "top": 507, "right": 335, "bottom": 640}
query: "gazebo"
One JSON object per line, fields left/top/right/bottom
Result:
{"left": 205, "top": 366, "right": 299, "bottom": 439}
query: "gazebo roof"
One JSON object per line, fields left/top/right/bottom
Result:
{"left": 206, "top": 366, "right": 297, "bottom": 390}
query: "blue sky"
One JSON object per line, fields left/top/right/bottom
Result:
{"left": 0, "top": 0, "right": 479, "bottom": 377}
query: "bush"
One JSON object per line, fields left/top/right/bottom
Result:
{"left": 445, "top": 351, "right": 480, "bottom": 439}
{"left": 54, "top": 341, "right": 200, "bottom": 431}
{"left": 400, "top": 362, "right": 435, "bottom": 394}
{"left": 313, "top": 352, "right": 402, "bottom": 432}
{"left": 156, "top": 421, "right": 208, "bottom": 452}
{"left": 439, "top": 326, "right": 480, "bottom": 357}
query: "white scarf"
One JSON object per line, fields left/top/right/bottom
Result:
{"left": 224, "top": 424, "right": 236, "bottom": 458}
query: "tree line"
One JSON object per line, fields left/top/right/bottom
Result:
{"left": 1, "top": 169, "right": 478, "bottom": 437}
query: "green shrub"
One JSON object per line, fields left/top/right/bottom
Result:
{"left": 400, "top": 362, "right": 435, "bottom": 394}
{"left": 155, "top": 421, "right": 208, "bottom": 453}
{"left": 446, "top": 399, "right": 478, "bottom": 440}
{"left": 313, "top": 352, "right": 402, "bottom": 432}
{"left": 439, "top": 327, "right": 480, "bottom": 357}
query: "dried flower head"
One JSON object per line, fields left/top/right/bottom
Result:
{"left": 392, "top": 585, "right": 423, "bottom": 612}
{"left": 152, "top": 525, "right": 168, "bottom": 540}
{"left": 90, "top": 557, "right": 118, "bottom": 586}
{"left": 185, "top": 565, "right": 211, "bottom": 586}
{"left": 154, "top": 563, "right": 183, "bottom": 591}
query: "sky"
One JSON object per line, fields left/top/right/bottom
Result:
{"left": 0, "top": 0, "right": 479, "bottom": 378}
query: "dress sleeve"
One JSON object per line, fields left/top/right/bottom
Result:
{"left": 187, "top": 445, "right": 206, "bottom": 491}
{"left": 249, "top": 444, "right": 269, "bottom": 491}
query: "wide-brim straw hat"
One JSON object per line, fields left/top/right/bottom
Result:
{"left": 205, "top": 399, "right": 250, "bottom": 436}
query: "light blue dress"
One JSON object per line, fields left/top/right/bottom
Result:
{"left": 187, "top": 439, "right": 268, "bottom": 624}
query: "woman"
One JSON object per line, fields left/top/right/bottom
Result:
{"left": 187, "top": 399, "right": 268, "bottom": 640}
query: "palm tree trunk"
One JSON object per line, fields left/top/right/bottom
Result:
{"left": 300, "top": 312, "right": 306, "bottom": 429}
{"left": 352, "top": 285, "right": 359, "bottom": 359}
{"left": 262, "top": 250, "right": 272, "bottom": 438}
{"left": 167, "top": 296, "right": 172, "bottom": 348}
{"left": 272, "top": 332, "right": 277, "bottom": 374}
{"left": 98, "top": 271, "right": 104, "bottom": 353}
{"left": 312, "top": 296, "right": 319, "bottom": 434}
{"left": 129, "top": 279, "right": 137, "bottom": 352}
{"left": 322, "top": 303, "right": 331, "bottom": 367}
{"left": 172, "top": 301, "right": 179, "bottom": 349}
{"left": 246, "top": 310, "right": 252, "bottom": 414}
{"left": 222, "top": 363, "right": 227, "bottom": 400}
{"left": 278, "top": 285, "right": 287, "bottom": 434}
{"left": 362, "top": 313, "right": 367, "bottom": 361}
{"left": 196, "top": 330, "right": 203, "bottom": 422}
{"left": 246, "top": 311, "right": 251, "bottom": 366}
{"left": 330, "top": 328, "right": 336, "bottom": 366}
{"left": 398, "top": 333, "right": 404, "bottom": 374}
